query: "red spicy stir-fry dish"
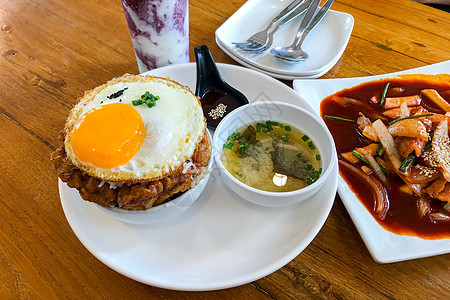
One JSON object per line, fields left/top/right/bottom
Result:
{"left": 320, "top": 74, "right": 450, "bottom": 239}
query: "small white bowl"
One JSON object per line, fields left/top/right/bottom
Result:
{"left": 213, "top": 101, "right": 337, "bottom": 207}
{"left": 99, "top": 131, "right": 213, "bottom": 225}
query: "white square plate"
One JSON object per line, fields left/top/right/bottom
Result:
{"left": 215, "top": 0, "right": 354, "bottom": 78}
{"left": 293, "top": 60, "right": 450, "bottom": 263}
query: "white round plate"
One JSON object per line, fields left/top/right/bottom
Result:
{"left": 59, "top": 63, "right": 338, "bottom": 291}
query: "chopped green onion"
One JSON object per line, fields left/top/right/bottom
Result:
{"left": 399, "top": 153, "right": 416, "bottom": 172}
{"left": 132, "top": 91, "right": 160, "bottom": 108}
{"left": 297, "top": 153, "right": 302, "bottom": 158}
{"left": 380, "top": 82, "right": 390, "bottom": 106}
{"left": 242, "top": 148, "right": 248, "bottom": 154}
{"left": 323, "top": 115, "right": 354, "bottom": 122}
{"left": 319, "top": 168, "right": 323, "bottom": 174}
{"left": 236, "top": 172, "right": 242, "bottom": 177}
{"left": 279, "top": 123, "right": 284, "bottom": 128}
{"left": 285, "top": 126, "right": 291, "bottom": 131}
{"left": 308, "top": 141, "right": 316, "bottom": 149}
{"left": 223, "top": 144, "right": 232, "bottom": 149}
{"left": 301, "top": 135, "right": 309, "bottom": 141}
{"left": 256, "top": 124, "right": 261, "bottom": 133}
{"left": 316, "top": 155, "right": 321, "bottom": 161}
{"left": 307, "top": 164, "right": 313, "bottom": 170}
{"left": 381, "top": 166, "right": 390, "bottom": 175}
{"left": 376, "top": 143, "right": 385, "bottom": 156}
{"left": 388, "top": 114, "right": 433, "bottom": 125}
{"left": 266, "top": 121, "right": 278, "bottom": 126}
{"left": 352, "top": 150, "right": 369, "bottom": 165}
{"left": 281, "top": 136, "right": 289, "bottom": 142}
{"left": 262, "top": 128, "right": 269, "bottom": 133}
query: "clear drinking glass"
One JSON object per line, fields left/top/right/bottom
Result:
{"left": 121, "top": 0, "right": 189, "bottom": 73}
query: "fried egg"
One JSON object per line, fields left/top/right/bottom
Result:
{"left": 64, "top": 75, "right": 205, "bottom": 182}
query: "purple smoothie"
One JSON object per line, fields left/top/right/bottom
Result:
{"left": 122, "top": 0, "right": 189, "bottom": 72}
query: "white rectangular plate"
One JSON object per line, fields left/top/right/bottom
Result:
{"left": 293, "top": 60, "right": 450, "bottom": 263}
{"left": 215, "top": 0, "right": 354, "bottom": 78}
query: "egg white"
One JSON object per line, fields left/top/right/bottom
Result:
{"left": 64, "top": 75, "right": 205, "bottom": 182}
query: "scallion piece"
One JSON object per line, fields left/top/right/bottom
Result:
{"left": 323, "top": 115, "right": 354, "bottom": 122}
{"left": 223, "top": 144, "right": 232, "bottom": 150}
{"left": 285, "top": 126, "right": 291, "bottom": 131}
{"left": 399, "top": 153, "right": 416, "bottom": 172}
{"left": 236, "top": 172, "right": 242, "bottom": 177}
{"left": 308, "top": 141, "right": 315, "bottom": 149}
{"left": 316, "top": 155, "right": 321, "bottom": 161}
{"left": 380, "top": 82, "right": 390, "bottom": 107}
{"left": 301, "top": 135, "right": 309, "bottom": 141}
{"left": 376, "top": 143, "right": 385, "bottom": 156}
{"left": 281, "top": 136, "right": 289, "bottom": 142}
{"left": 297, "top": 153, "right": 302, "bottom": 158}
{"left": 352, "top": 150, "right": 369, "bottom": 165}
{"left": 388, "top": 114, "right": 433, "bottom": 125}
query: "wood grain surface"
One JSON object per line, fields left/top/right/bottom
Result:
{"left": 0, "top": 0, "right": 449, "bottom": 298}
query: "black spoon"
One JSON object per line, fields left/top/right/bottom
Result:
{"left": 194, "top": 45, "right": 249, "bottom": 129}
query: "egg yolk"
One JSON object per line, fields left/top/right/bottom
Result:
{"left": 71, "top": 103, "right": 145, "bottom": 169}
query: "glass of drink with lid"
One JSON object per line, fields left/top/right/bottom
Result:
{"left": 121, "top": 0, "right": 189, "bottom": 72}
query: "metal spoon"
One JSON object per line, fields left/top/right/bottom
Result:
{"left": 270, "top": 0, "right": 322, "bottom": 62}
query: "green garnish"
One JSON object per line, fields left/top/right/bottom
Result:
{"left": 262, "top": 128, "right": 269, "bottom": 133}
{"left": 376, "top": 143, "right": 385, "bottom": 156}
{"left": 266, "top": 121, "right": 278, "bottom": 126}
{"left": 388, "top": 114, "right": 433, "bottom": 125}
{"left": 132, "top": 91, "right": 160, "bottom": 108}
{"left": 308, "top": 141, "right": 316, "bottom": 150}
{"left": 316, "top": 155, "right": 321, "bottom": 161}
{"left": 319, "top": 168, "right": 323, "bottom": 174}
{"left": 306, "top": 169, "right": 321, "bottom": 185}
{"left": 399, "top": 153, "right": 416, "bottom": 172}
{"left": 279, "top": 123, "right": 284, "bottom": 128}
{"left": 281, "top": 136, "right": 289, "bottom": 142}
{"left": 380, "top": 82, "right": 390, "bottom": 106}
{"left": 256, "top": 124, "right": 261, "bottom": 133}
{"left": 352, "top": 150, "right": 369, "bottom": 165}
{"left": 297, "top": 153, "right": 302, "bottom": 158}
{"left": 236, "top": 172, "right": 242, "bottom": 177}
{"left": 301, "top": 135, "right": 309, "bottom": 141}
{"left": 223, "top": 143, "right": 232, "bottom": 150}
{"left": 381, "top": 166, "right": 390, "bottom": 175}
{"left": 307, "top": 164, "right": 313, "bottom": 170}
{"left": 323, "top": 115, "right": 354, "bottom": 122}
{"left": 285, "top": 126, "right": 291, "bottom": 131}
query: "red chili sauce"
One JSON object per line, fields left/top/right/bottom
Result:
{"left": 320, "top": 77, "right": 450, "bottom": 239}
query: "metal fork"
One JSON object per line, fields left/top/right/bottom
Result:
{"left": 236, "top": 0, "right": 314, "bottom": 52}
{"left": 232, "top": 0, "right": 308, "bottom": 50}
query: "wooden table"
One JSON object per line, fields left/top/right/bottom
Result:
{"left": 1, "top": 0, "right": 449, "bottom": 298}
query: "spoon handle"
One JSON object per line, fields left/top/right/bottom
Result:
{"left": 289, "top": 0, "right": 321, "bottom": 47}
{"left": 194, "top": 45, "right": 223, "bottom": 97}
